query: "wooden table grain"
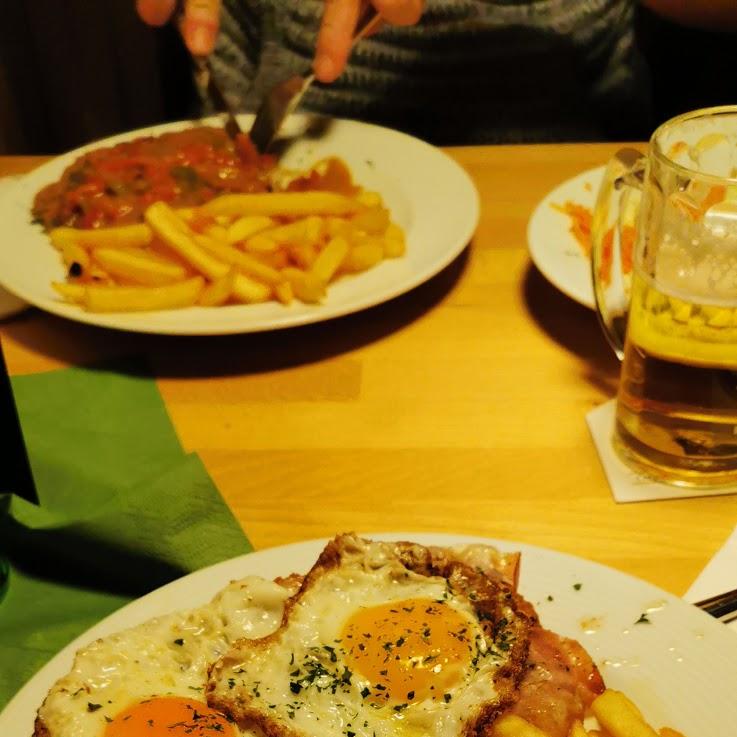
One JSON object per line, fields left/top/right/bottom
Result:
{"left": 2, "top": 144, "right": 735, "bottom": 597}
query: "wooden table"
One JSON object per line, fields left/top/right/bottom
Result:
{"left": 2, "top": 144, "right": 735, "bottom": 597}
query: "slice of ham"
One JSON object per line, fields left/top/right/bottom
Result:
{"left": 509, "top": 624, "right": 605, "bottom": 737}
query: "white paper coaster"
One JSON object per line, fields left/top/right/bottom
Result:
{"left": 586, "top": 400, "right": 737, "bottom": 502}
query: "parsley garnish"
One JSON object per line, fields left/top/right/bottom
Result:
{"left": 573, "top": 583, "right": 582, "bottom": 591}
{"left": 635, "top": 613, "right": 651, "bottom": 624}
{"left": 87, "top": 703, "right": 102, "bottom": 713}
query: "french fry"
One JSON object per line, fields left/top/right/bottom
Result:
{"left": 145, "top": 202, "right": 230, "bottom": 280}
{"left": 609, "top": 690, "right": 645, "bottom": 722}
{"left": 231, "top": 273, "right": 272, "bottom": 303}
{"left": 252, "top": 249, "right": 289, "bottom": 270}
{"left": 52, "top": 282, "right": 85, "bottom": 302}
{"left": 81, "top": 276, "right": 205, "bottom": 312}
{"left": 226, "top": 215, "right": 275, "bottom": 244}
{"left": 324, "top": 217, "right": 352, "bottom": 238}
{"left": 351, "top": 206, "right": 390, "bottom": 234}
{"left": 256, "top": 215, "right": 324, "bottom": 247}
{"left": 383, "top": 222, "right": 406, "bottom": 257}
{"left": 198, "top": 191, "right": 362, "bottom": 218}
{"left": 87, "top": 265, "right": 114, "bottom": 283}
{"left": 492, "top": 715, "right": 550, "bottom": 737}
{"left": 204, "top": 224, "right": 229, "bottom": 242}
{"left": 287, "top": 242, "right": 319, "bottom": 269}
{"left": 591, "top": 690, "right": 658, "bottom": 737}
{"left": 60, "top": 241, "right": 90, "bottom": 274}
{"left": 342, "top": 240, "right": 384, "bottom": 273}
{"left": 176, "top": 207, "right": 197, "bottom": 222}
{"left": 310, "top": 236, "right": 349, "bottom": 283}
{"left": 93, "top": 248, "right": 188, "bottom": 286}
{"left": 243, "top": 234, "right": 279, "bottom": 253}
{"left": 50, "top": 223, "right": 152, "bottom": 250}
{"left": 356, "top": 190, "right": 382, "bottom": 208}
{"left": 568, "top": 720, "right": 590, "bottom": 737}
{"left": 198, "top": 268, "right": 236, "bottom": 307}
{"left": 194, "top": 234, "right": 284, "bottom": 286}
{"left": 274, "top": 280, "right": 294, "bottom": 305}
{"left": 282, "top": 267, "right": 325, "bottom": 304}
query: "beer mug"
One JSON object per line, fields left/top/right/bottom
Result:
{"left": 593, "top": 106, "right": 737, "bottom": 487}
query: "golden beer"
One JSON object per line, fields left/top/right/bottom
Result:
{"left": 615, "top": 271, "right": 737, "bottom": 485}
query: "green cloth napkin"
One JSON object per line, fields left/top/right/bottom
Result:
{"left": 0, "top": 360, "right": 252, "bottom": 710}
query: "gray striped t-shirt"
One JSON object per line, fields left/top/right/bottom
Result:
{"left": 209, "top": 0, "right": 651, "bottom": 144}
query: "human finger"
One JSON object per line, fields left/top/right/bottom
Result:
{"left": 314, "top": 0, "right": 361, "bottom": 83}
{"left": 180, "top": 0, "right": 222, "bottom": 56}
{"left": 372, "top": 0, "right": 423, "bottom": 26}
{"left": 136, "top": 0, "right": 177, "bottom": 26}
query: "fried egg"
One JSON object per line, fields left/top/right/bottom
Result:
{"left": 35, "top": 576, "right": 296, "bottom": 737}
{"left": 208, "top": 534, "right": 531, "bottom": 737}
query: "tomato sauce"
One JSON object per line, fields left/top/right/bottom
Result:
{"left": 33, "top": 127, "right": 276, "bottom": 230}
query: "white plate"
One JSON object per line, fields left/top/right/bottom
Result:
{"left": 0, "top": 116, "right": 479, "bottom": 335}
{"left": 527, "top": 166, "right": 604, "bottom": 309}
{"left": 1, "top": 532, "right": 735, "bottom": 736}
{"left": 0, "top": 176, "right": 28, "bottom": 319}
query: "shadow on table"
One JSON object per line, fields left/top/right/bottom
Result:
{"left": 521, "top": 262, "right": 619, "bottom": 396}
{"left": 3, "top": 248, "right": 470, "bottom": 378}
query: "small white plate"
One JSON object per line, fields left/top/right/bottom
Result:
{"left": 527, "top": 166, "right": 604, "bottom": 309}
{"left": 1, "top": 533, "right": 735, "bottom": 736}
{"left": 0, "top": 116, "right": 479, "bottom": 335}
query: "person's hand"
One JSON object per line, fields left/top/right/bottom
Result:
{"left": 314, "top": 0, "right": 423, "bottom": 83}
{"left": 136, "top": 0, "right": 221, "bottom": 56}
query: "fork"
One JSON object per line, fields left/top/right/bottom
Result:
{"left": 694, "top": 587, "right": 737, "bottom": 624}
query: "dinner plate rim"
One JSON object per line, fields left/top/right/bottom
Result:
{"left": 2, "top": 530, "right": 734, "bottom": 736}
{"left": 526, "top": 165, "right": 605, "bottom": 310}
{"left": 0, "top": 115, "right": 480, "bottom": 335}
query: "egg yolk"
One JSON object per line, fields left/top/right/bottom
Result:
{"left": 104, "top": 696, "right": 236, "bottom": 737}
{"left": 340, "top": 597, "right": 476, "bottom": 705}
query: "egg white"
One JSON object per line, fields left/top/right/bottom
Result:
{"left": 37, "top": 576, "right": 293, "bottom": 737}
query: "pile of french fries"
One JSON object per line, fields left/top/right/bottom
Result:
{"left": 50, "top": 185, "right": 405, "bottom": 313}
{"left": 491, "top": 689, "right": 687, "bottom": 737}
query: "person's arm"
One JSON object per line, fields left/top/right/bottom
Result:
{"left": 641, "top": 0, "right": 737, "bottom": 30}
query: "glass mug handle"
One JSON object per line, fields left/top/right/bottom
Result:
{"left": 591, "top": 147, "right": 647, "bottom": 360}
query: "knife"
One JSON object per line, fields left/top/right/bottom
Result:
{"left": 192, "top": 55, "right": 244, "bottom": 140}
{"left": 174, "top": 0, "right": 244, "bottom": 140}
{"left": 249, "top": 5, "right": 383, "bottom": 153}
